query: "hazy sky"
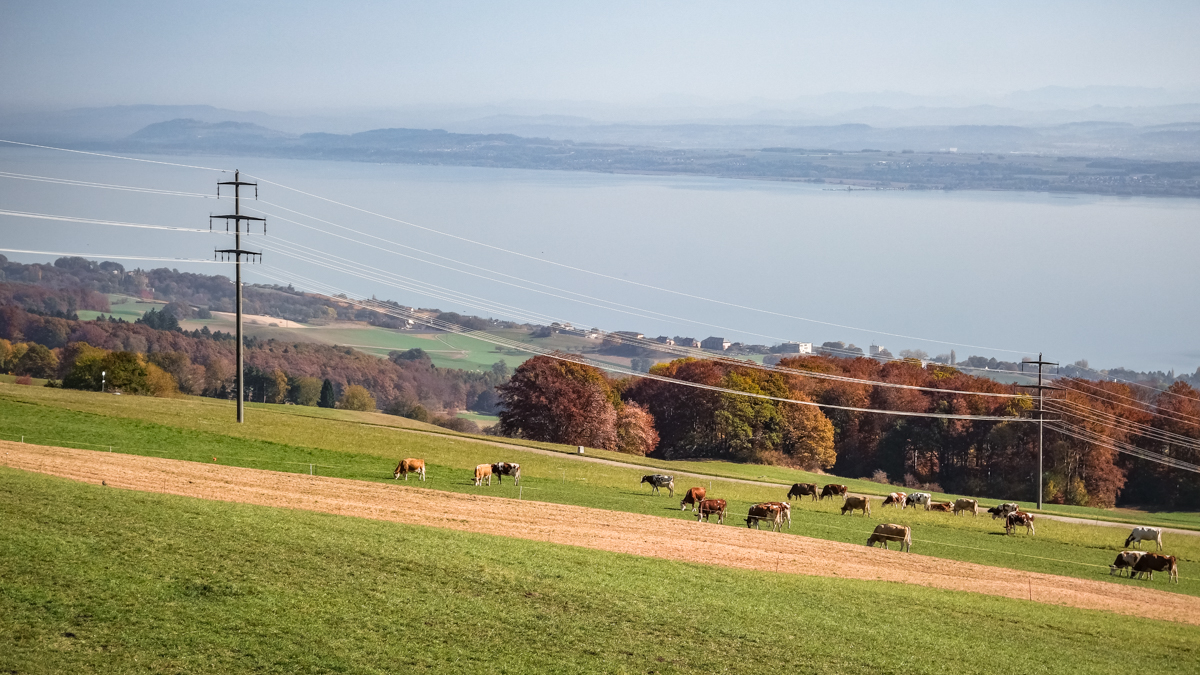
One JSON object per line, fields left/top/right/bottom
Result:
{"left": 2, "top": 1, "right": 1198, "bottom": 111}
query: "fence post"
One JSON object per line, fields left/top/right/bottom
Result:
{"left": 310, "top": 464, "right": 313, "bottom": 476}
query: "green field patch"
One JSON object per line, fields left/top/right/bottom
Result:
{"left": 2, "top": 468, "right": 1197, "bottom": 675}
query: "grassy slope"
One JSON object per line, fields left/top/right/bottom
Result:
{"left": 3, "top": 385, "right": 1199, "bottom": 598}
{"left": 2, "top": 468, "right": 1197, "bottom": 675}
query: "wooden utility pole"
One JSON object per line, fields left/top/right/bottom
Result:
{"left": 1019, "top": 353, "right": 1058, "bottom": 509}
{"left": 213, "top": 171, "right": 264, "bottom": 423}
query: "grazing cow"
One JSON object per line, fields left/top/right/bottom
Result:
{"left": 927, "top": 501, "right": 953, "bottom": 513}
{"left": 765, "top": 501, "right": 792, "bottom": 529}
{"left": 820, "top": 484, "right": 849, "bottom": 501}
{"left": 841, "top": 496, "right": 871, "bottom": 517}
{"left": 473, "top": 463, "right": 492, "bottom": 486}
{"left": 1110, "top": 551, "right": 1147, "bottom": 577}
{"left": 746, "top": 503, "right": 784, "bottom": 531}
{"left": 1004, "top": 511, "right": 1035, "bottom": 536}
{"left": 680, "top": 487, "right": 706, "bottom": 512}
{"left": 953, "top": 498, "right": 979, "bottom": 517}
{"left": 882, "top": 492, "right": 908, "bottom": 509}
{"left": 491, "top": 462, "right": 521, "bottom": 485}
{"left": 1124, "top": 527, "right": 1163, "bottom": 551}
{"left": 696, "top": 498, "right": 727, "bottom": 524}
{"left": 641, "top": 474, "right": 675, "bottom": 497}
{"left": 987, "top": 503, "right": 1020, "bottom": 520}
{"left": 867, "top": 523, "right": 912, "bottom": 552}
{"left": 393, "top": 458, "right": 426, "bottom": 481}
{"left": 1131, "top": 553, "right": 1178, "bottom": 583}
{"left": 788, "top": 483, "right": 819, "bottom": 501}
{"left": 906, "top": 492, "right": 931, "bottom": 509}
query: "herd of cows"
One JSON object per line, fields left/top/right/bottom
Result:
{"left": 388, "top": 459, "right": 1180, "bottom": 584}
{"left": 640, "top": 475, "right": 1181, "bottom": 584}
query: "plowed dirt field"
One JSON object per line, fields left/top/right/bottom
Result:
{"left": 5, "top": 440, "right": 1198, "bottom": 625}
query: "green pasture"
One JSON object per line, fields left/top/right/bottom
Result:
{"left": 5, "top": 470, "right": 1196, "bottom": 675}
{"left": 456, "top": 410, "right": 501, "bottom": 425}
{"left": 3, "top": 385, "right": 1199, "bottom": 597}
{"left": 76, "top": 295, "right": 167, "bottom": 322}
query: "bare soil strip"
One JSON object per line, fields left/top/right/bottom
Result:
{"left": 4, "top": 440, "right": 1198, "bottom": 626}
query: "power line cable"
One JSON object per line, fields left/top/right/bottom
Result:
{"left": 0, "top": 208, "right": 220, "bottom": 234}
{"left": 0, "top": 139, "right": 229, "bottom": 172}
{"left": 0, "top": 248, "right": 223, "bottom": 264}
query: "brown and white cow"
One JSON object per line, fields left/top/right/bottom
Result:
{"left": 867, "top": 523, "right": 911, "bottom": 552}
{"left": 882, "top": 492, "right": 908, "bottom": 509}
{"left": 1004, "top": 511, "right": 1035, "bottom": 536}
{"left": 1131, "top": 553, "right": 1178, "bottom": 583}
{"left": 680, "top": 487, "right": 707, "bottom": 512}
{"left": 927, "top": 501, "right": 953, "bottom": 513}
{"left": 473, "top": 463, "right": 493, "bottom": 486}
{"left": 491, "top": 462, "right": 521, "bottom": 485}
{"left": 746, "top": 503, "right": 784, "bottom": 531}
{"left": 841, "top": 495, "right": 871, "bottom": 517}
{"left": 393, "top": 458, "right": 426, "bottom": 481}
{"left": 765, "top": 501, "right": 792, "bottom": 529}
{"left": 788, "top": 483, "right": 819, "bottom": 502}
{"left": 953, "top": 498, "right": 978, "bottom": 517}
{"left": 696, "top": 498, "right": 727, "bottom": 524}
{"left": 820, "top": 484, "right": 848, "bottom": 501}
{"left": 1110, "top": 550, "right": 1146, "bottom": 577}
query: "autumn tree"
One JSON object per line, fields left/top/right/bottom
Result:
{"left": 615, "top": 401, "right": 659, "bottom": 456}
{"left": 339, "top": 384, "right": 376, "bottom": 411}
{"left": 291, "top": 376, "right": 323, "bottom": 406}
{"left": 497, "top": 355, "right": 619, "bottom": 449}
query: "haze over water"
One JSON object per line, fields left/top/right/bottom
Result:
{"left": 2, "top": 146, "right": 1197, "bottom": 373}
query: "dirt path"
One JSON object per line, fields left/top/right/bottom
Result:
{"left": 4, "top": 440, "right": 1198, "bottom": 626}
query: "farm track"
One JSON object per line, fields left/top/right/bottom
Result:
{"left": 5, "top": 440, "right": 1199, "bottom": 626}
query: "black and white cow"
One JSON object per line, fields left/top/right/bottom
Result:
{"left": 905, "top": 492, "right": 931, "bottom": 509}
{"left": 641, "top": 474, "right": 675, "bottom": 497}
{"left": 987, "top": 502, "right": 1020, "bottom": 520}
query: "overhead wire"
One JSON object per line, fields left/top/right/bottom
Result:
{"left": 0, "top": 248, "right": 223, "bottom": 264}
{"left": 0, "top": 208, "right": 221, "bottom": 234}
{"left": 1048, "top": 421, "right": 1200, "bottom": 474}
{"left": 249, "top": 264, "right": 1030, "bottom": 423}
{"left": 0, "top": 139, "right": 230, "bottom": 172}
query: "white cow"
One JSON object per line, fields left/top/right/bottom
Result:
{"left": 906, "top": 493, "right": 931, "bottom": 509}
{"left": 1124, "top": 527, "right": 1163, "bottom": 551}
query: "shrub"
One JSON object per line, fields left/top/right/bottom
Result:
{"left": 338, "top": 385, "right": 376, "bottom": 412}
{"left": 15, "top": 375, "right": 33, "bottom": 385}
{"left": 434, "top": 416, "right": 480, "bottom": 434}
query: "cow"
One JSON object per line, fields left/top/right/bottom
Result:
{"left": 393, "top": 458, "right": 426, "bottom": 481}
{"left": 746, "top": 503, "right": 784, "bottom": 531}
{"left": 491, "top": 462, "right": 521, "bottom": 485}
{"left": 1124, "top": 527, "right": 1163, "bottom": 551}
{"left": 867, "top": 523, "right": 912, "bottom": 552}
{"left": 788, "top": 483, "right": 819, "bottom": 502}
{"left": 820, "top": 484, "right": 848, "bottom": 501}
{"left": 473, "top": 463, "right": 492, "bottom": 486}
{"left": 765, "top": 501, "right": 792, "bottom": 529}
{"left": 680, "top": 487, "right": 706, "bottom": 512}
{"left": 841, "top": 496, "right": 871, "bottom": 517}
{"left": 1005, "top": 511, "right": 1035, "bottom": 536}
{"left": 1131, "top": 553, "right": 1178, "bottom": 583}
{"left": 1109, "top": 551, "right": 1147, "bottom": 577}
{"left": 906, "top": 492, "right": 931, "bottom": 509}
{"left": 882, "top": 492, "right": 908, "bottom": 509}
{"left": 641, "top": 474, "right": 675, "bottom": 497}
{"left": 696, "top": 498, "right": 727, "bottom": 524}
{"left": 953, "top": 498, "right": 979, "bottom": 517}
{"left": 927, "top": 501, "right": 953, "bottom": 513}
{"left": 987, "top": 503, "right": 1020, "bottom": 520}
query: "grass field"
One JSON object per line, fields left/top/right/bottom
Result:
{"left": 2, "top": 468, "right": 1197, "bottom": 675}
{"left": 3, "top": 384, "right": 1199, "bottom": 599}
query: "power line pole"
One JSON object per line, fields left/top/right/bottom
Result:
{"left": 1019, "top": 353, "right": 1058, "bottom": 510}
{"left": 213, "top": 171, "right": 264, "bottom": 423}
